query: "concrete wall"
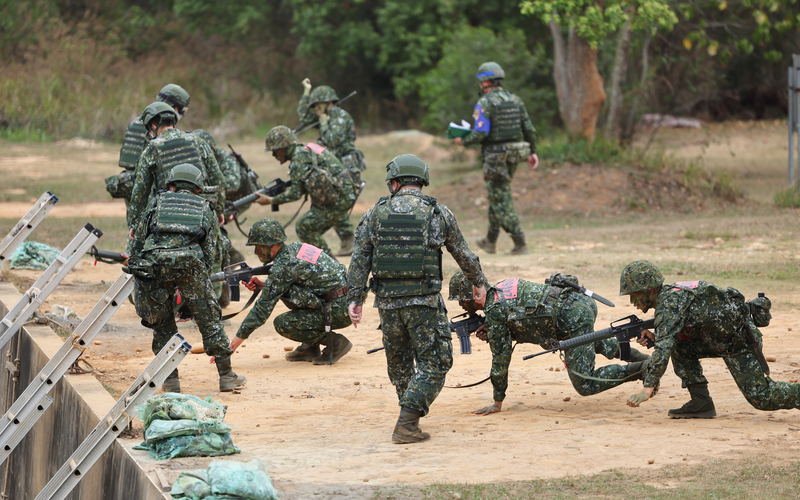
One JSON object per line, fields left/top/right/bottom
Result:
{"left": 0, "top": 282, "right": 166, "bottom": 500}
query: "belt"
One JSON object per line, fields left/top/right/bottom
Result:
{"left": 322, "top": 286, "right": 349, "bottom": 302}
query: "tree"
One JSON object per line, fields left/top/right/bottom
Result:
{"left": 521, "top": 0, "right": 677, "bottom": 139}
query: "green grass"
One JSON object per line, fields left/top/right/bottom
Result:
{"left": 365, "top": 458, "right": 800, "bottom": 499}
{"left": 0, "top": 126, "right": 51, "bottom": 142}
{"left": 773, "top": 185, "right": 800, "bottom": 208}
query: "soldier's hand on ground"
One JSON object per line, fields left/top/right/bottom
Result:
{"left": 452, "top": 137, "right": 463, "bottom": 146}
{"left": 637, "top": 330, "right": 655, "bottom": 347}
{"left": 244, "top": 277, "right": 263, "bottom": 291}
{"left": 475, "top": 324, "right": 488, "bottom": 342}
{"left": 472, "top": 402, "right": 502, "bottom": 415}
{"left": 348, "top": 303, "right": 362, "bottom": 327}
{"left": 229, "top": 336, "right": 244, "bottom": 354}
{"left": 528, "top": 153, "right": 539, "bottom": 170}
{"left": 627, "top": 386, "right": 654, "bottom": 407}
{"left": 318, "top": 113, "right": 330, "bottom": 127}
{"left": 302, "top": 78, "right": 312, "bottom": 95}
{"left": 128, "top": 228, "right": 135, "bottom": 240}
{"left": 254, "top": 192, "right": 273, "bottom": 206}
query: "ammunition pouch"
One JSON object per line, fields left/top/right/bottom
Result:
{"left": 147, "top": 244, "right": 205, "bottom": 278}
{"left": 748, "top": 294, "right": 772, "bottom": 327}
{"left": 125, "top": 256, "right": 156, "bottom": 281}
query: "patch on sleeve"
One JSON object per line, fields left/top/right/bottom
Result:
{"left": 306, "top": 143, "right": 326, "bottom": 155}
{"left": 473, "top": 104, "right": 491, "bottom": 133}
{"left": 493, "top": 278, "right": 519, "bottom": 300}
{"left": 296, "top": 243, "right": 323, "bottom": 264}
{"left": 674, "top": 280, "right": 699, "bottom": 290}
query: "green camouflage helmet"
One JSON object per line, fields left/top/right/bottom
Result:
{"left": 619, "top": 260, "right": 664, "bottom": 296}
{"left": 157, "top": 83, "right": 191, "bottom": 113}
{"left": 142, "top": 101, "right": 179, "bottom": 129}
{"left": 385, "top": 154, "right": 430, "bottom": 187}
{"left": 448, "top": 270, "right": 473, "bottom": 301}
{"left": 308, "top": 85, "right": 339, "bottom": 107}
{"left": 246, "top": 218, "right": 287, "bottom": 246}
{"left": 477, "top": 62, "right": 505, "bottom": 82}
{"left": 194, "top": 129, "right": 216, "bottom": 150}
{"left": 264, "top": 126, "right": 297, "bottom": 151}
{"left": 166, "top": 163, "right": 204, "bottom": 188}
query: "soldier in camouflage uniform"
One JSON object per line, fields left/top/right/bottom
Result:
{"left": 126, "top": 164, "right": 246, "bottom": 393}
{"left": 230, "top": 218, "right": 353, "bottom": 365}
{"left": 107, "top": 84, "right": 191, "bottom": 218}
{"left": 448, "top": 270, "right": 650, "bottom": 416}
{"left": 620, "top": 260, "right": 800, "bottom": 418}
{"left": 254, "top": 126, "right": 355, "bottom": 258}
{"left": 347, "top": 154, "right": 489, "bottom": 444}
{"left": 298, "top": 79, "right": 366, "bottom": 257}
{"left": 452, "top": 62, "right": 539, "bottom": 256}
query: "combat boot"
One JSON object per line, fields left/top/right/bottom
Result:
{"left": 476, "top": 228, "right": 499, "bottom": 254}
{"left": 216, "top": 355, "right": 247, "bottom": 392}
{"left": 162, "top": 369, "right": 181, "bottom": 393}
{"left": 312, "top": 333, "right": 353, "bottom": 365}
{"left": 508, "top": 233, "right": 529, "bottom": 255}
{"left": 285, "top": 343, "right": 321, "bottom": 362}
{"left": 392, "top": 407, "right": 430, "bottom": 444}
{"left": 668, "top": 383, "right": 716, "bottom": 419}
{"left": 336, "top": 234, "right": 355, "bottom": 257}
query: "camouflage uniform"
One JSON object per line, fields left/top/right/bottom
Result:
{"left": 483, "top": 278, "right": 636, "bottom": 403}
{"left": 348, "top": 188, "right": 488, "bottom": 416}
{"left": 271, "top": 144, "right": 355, "bottom": 256}
{"left": 461, "top": 87, "right": 537, "bottom": 238}
{"left": 236, "top": 241, "right": 351, "bottom": 345}
{"left": 646, "top": 280, "right": 800, "bottom": 411}
{"left": 128, "top": 189, "right": 232, "bottom": 359}
{"left": 298, "top": 91, "right": 365, "bottom": 247}
{"left": 128, "top": 128, "right": 226, "bottom": 228}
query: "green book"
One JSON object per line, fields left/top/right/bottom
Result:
{"left": 446, "top": 120, "right": 472, "bottom": 139}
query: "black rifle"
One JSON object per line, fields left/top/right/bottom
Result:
{"left": 544, "top": 275, "right": 615, "bottom": 308}
{"left": 88, "top": 246, "right": 126, "bottom": 265}
{"left": 368, "top": 312, "right": 485, "bottom": 355}
{"left": 293, "top": 91, "right": 358, "bottom": 134}
{"left": 523, "top": 314, "right": 655, "bottom": 362}
{"left": 227, "top": 142, "right": 261, "bottom": 189}
{"left": 227, "top": 177, "right": 291, "bottom": 214}
{"left": 449, "top": 312, "right": 485, "bottom": 355}
{"left": 210, "top": 261, "right": 273, "bottom": 302}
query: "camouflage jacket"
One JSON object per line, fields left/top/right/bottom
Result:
{"left": 461, "top": 87, "right": 537, "bottom": 153}
{"left": 236, "top": 242, "right": 348, "bottom": 339}
{"left": 347, "top": 188, "right": 488, "bottom": 310}
{"left": 646, "top": 281, "right": 751, "bottom": 388}
{"left": 297, "top": 95, "right": 357, "bottom": 159}
{"left": 129, "top": 189, "right": 218, "bottom": 272}
{"left": 215, "top": 147, "right": 242, "bottom": 195}
{"left": 271, "top": 143, "right": 353, "bottom": 207}
{"left": 128, "top": 128, "right": 226, "bottom": 228}
{"left": 484, "top": 279, "right": 597, "bottom": 402}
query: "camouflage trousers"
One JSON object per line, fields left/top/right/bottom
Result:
{"left": 672, "top": 322, "right": 800, "bottom": 411}
{"left": 483, "top": 154, "right": 521, "bottom": 235}
{"left": 379, "top": 304, "right": 452, "bottom": 416}
{"left": 564, "top": 338, "right": 639, "bottom": 396}
{"left": 134, "top": 272, "right": 232, "bottom": 359}
{"left": 273, "top": 296, "right": 351, "bottom": 344}
{"left": 212, "top": 226, "right": 232, "bottom": 300}
{"left": 332, "top": 169, "right": 361, "bottom": 241}
{"left": 298, "top": 194, "right": 354, "bottom": 256}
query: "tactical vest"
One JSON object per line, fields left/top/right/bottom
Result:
{"left": 142, "top": 191, "right": 208, "bottom": 265}
{"left": 493, "top": 280, "right": 571, "bottom": 339}
{"left": 671, "top": 280, "right": 749, "bottom": 352}
{"left": 118, "top": 120, "right": 147, "bottom": 169}
{"left": 370, "top": 197, "right": 443, "bottom": 298}
{"left": 485, "top": 91, "right": 523, "bottom": 144}
{"left": 153, "top": 135, "right": 203, "bottom": 191}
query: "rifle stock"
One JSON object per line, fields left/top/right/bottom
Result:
{"left": 88, "top": 246, "right": 126, "bottom": 265}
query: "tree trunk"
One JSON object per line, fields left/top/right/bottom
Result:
{"left": 622, "top": 34, "right": 652, "bottom": 142}
{"left": 549, "top": 22, "right": 607, "bottom": 139}
{"left": 603, "top": 22, "right": 632, "bottom": 141}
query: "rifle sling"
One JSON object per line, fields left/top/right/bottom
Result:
{"left": 282, "top": 195, "right": 307, "bottom": 229}
{"left": 221, "top": 286, "right": 261, "bottom": 321}
{"left": 445, "top": 342, "right": 518, "bottom": 389}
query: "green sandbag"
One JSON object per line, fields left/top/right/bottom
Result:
{"left": 145, "top": 419, "right": 232, "bottom": 444}
{"left": 171, "top": 469, "right": 212, "bottom": 499}
{"left": 10, "top": 241, "right": 60, "bottom": 270}
{"left": 171, "top": 460, "right": 278, "bottom": 500}
{"left": 149, "top": 433, "right": 240, "bottom": 460}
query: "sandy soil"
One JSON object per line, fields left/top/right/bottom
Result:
{"left": 2, "top": 125, "right": 800, "bottom": 498}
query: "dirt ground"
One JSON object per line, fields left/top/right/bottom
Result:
{"left": 2, "top": 123, "right": 800, "bottom": 498}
